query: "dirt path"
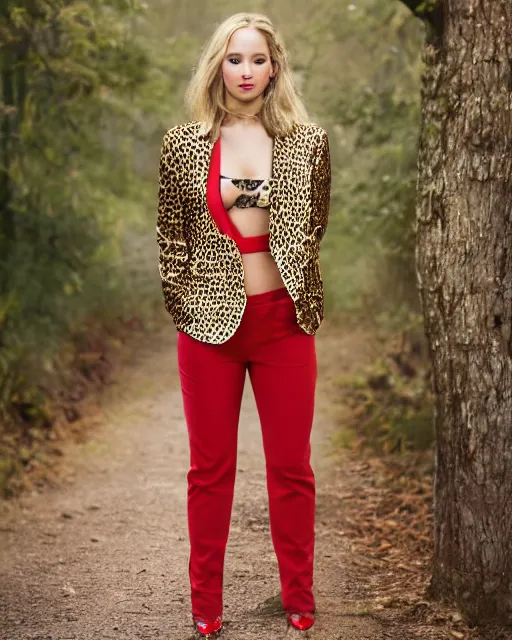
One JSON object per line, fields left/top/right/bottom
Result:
{"left": 0, "top": 322, "right": 420, "bottom": 640}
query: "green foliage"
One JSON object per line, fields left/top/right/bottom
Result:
{"left": 0, "top": 0, "right": 155, "bottom": 422}
{"left": 415, "top": 0, "right": 440, "bottom": 17}
{"left": 314, "top": 2, "right": 433, "bottom": 454}
{"left": 315, "top": 0, "right": 424, "bottom": 317}
{"left": 336, "top": 328, "right": 434, "bottom": 455}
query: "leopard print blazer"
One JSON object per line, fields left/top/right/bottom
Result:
{"left": 156, "top": 120, "right": 331, "bottom": 345}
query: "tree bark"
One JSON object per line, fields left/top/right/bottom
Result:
{"left": 414, "top": 0, "right": 512, "bottom": 625}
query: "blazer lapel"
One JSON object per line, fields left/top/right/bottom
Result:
{"left": 269, "top": 134, "right": 285, "bottom": 227}
{"left": 197, "top": 130, "right": 214, "bottom": 210}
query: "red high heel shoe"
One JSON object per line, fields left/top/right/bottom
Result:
{"left": 287, "top": 612, "right": 315, "bottom": 631}
{"left": 193, "top": 616, "right": 223, "bottom": 638}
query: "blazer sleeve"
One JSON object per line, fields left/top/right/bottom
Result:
{"left": 311, "top": 130, "right": 331, "bottom": 243}
{"left": 156, "top": 130, "right": 189, "bottom": 289}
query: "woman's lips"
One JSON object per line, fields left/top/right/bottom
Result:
{"left": 239, "top": 84, "right": 254, "bottom": 90}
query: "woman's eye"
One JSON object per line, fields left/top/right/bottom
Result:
{"left": 227, "top": 58, "right": 266, "bottom": 65}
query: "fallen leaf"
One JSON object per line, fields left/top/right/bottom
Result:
{"left": 378, "top": 540, "right": 393, "bottom": 551}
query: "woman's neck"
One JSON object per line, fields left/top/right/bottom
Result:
{"left": 224, "top": 93, "right": 264, "bottom": 122}
{"left": 222, "top": 114, "right": 260, "bottom": 129}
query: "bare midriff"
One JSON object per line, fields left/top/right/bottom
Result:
{"left": 226, "top": 206, "right": 285, "bottom": 295}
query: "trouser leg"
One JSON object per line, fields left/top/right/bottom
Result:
{"left": 177, "top": 331, "right": 246, "bottom": 621}
{"left": 248, "top": 311, "right": 317, "bottom": 614}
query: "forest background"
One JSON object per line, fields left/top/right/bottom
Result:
{"left": 0, "top": 0, "right": 427, "bottom": 494}
{"left": 4, "top": 2, "right": 512, "bottom": 636}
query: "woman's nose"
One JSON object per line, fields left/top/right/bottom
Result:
{"left": 241, "top": 64, "right": 252, "bottom": 78}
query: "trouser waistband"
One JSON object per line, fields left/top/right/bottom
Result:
{"left": 245, "top": 286, "right": 290, "bottom": 307}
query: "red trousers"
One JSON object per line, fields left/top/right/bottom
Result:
{"left": 177, "top": 286, "right": 317, "bottom": 621}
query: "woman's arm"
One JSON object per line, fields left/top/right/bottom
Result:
{"left": 311, "top": 130, "right": 331, "bottom": 243}
{"left": 156, "top": 129, "right": 189, "bottom": 287}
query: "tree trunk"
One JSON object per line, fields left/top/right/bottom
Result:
{"left": 413, "top": 0, "right": 512, "bottom": 626}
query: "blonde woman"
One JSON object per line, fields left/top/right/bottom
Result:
{"left": 156, "top": 12, "right": 331, "bottom": 638}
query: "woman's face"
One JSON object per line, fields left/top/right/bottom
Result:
{"left": 221, "top": 27, "right": 275, "bottom": 106}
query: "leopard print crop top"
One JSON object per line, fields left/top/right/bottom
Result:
{"left": 220, "top": 175, "right": 273, "bottom": 209}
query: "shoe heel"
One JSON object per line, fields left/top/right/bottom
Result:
{"left": 287, "top": 612, "right": 315, "bottom": 631}
{"left": 193, "top": 616, "right": 223, "bottom": 638}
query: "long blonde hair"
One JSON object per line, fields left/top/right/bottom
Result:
{"left": 184, "top": 13, "right": 309, "bottom": 140}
